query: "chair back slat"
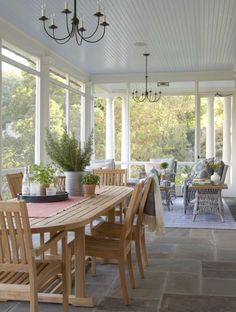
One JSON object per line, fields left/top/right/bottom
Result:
{"left": 120, "top": 181, "right": 143, "bottom": 244}
{"left": 6, "top": 172, "right": 23, "bottom": 198}
{"left": 93, "top": 169, "right": 127, "bottom": 186}
{"left": 14, "top": 212, "right": 27, "bottom": 264}
{"left": 0, "top": 201, "right": 33, "bottom": 266}
{"left": 6, "top": 212, "right": 19, "bottom": 263}
{"left": 137, "top": 177, "right": 152, "bottom": 226}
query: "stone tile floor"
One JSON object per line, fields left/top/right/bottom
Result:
{"left": 1, "top": 228, "right": 236, "bottom": 311}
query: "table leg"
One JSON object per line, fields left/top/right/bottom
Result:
{"left": 72, "top": 227, "right": 96, "bottom": 306}
{"left": 107, "top": 207, "right": 115, "bottom": 222}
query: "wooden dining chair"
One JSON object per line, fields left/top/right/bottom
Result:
{"left": 68, "top": 181, "right": 143, "bottom": 305}
{"left": 92, "top": 169, "right": 128, "bottom": 223}
{"left": 92, "top": 176, "right": 152, "bottom": 278}
{"left": 0, "top": 201, "right": 69, "bottom": 312}
{"left": 6, "top": 172, "right": 23, "bottom": 198}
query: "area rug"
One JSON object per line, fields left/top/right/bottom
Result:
{"left": 163, "top": 197, "right": 236, "bottom": 229}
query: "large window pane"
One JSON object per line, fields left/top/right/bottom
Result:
{"left": 70, "top": 91, "right": 81, "bottom": 139}
{"left": 130, "top": 95, "right": 195, "bottom": 162}
{"left": 215, "top": 98, "right": 223, "bottom": 159}
{"left": 94, "top": 97, "right": 106, "bottom": 159}
{"left": 114, "top": 97, "right": 122, "bottom": 161}
{"left": 200, "top": 97, "right": 207, "bottom": 158}
{"left": 49, "top": 84, "right": 66, "bottom": 136}
{"left": 2, "top": 62, "right": 36, "bottom": 168}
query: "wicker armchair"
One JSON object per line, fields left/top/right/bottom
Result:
{"left": 183, "top": 160, "right": 228, "bottom": 214}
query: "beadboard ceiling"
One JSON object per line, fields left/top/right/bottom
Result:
{"left": 0, "top": 0, "right": 236, "bottom": 77}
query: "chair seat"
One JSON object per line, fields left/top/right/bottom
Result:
{"left": 93, "top": 221, "right": 142, "bottom": 240}
{"left": 0, "top": 261, "right": 63, "bottom": 302}
{"left": 85, "top": 235, "right": 131, "bottom": 259}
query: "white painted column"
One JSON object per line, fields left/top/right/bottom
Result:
{"left": 81, "top": 82, "right": 93, "bottom": 146}
{"left": 206, "top": 96, "right": 215, "bottom": 158}
{"left": 230, "top": 93, "right": 236, "bottom": 195}
{"left": 121, "top": 84, "right": 130, "bottom": 169}
{"left": 194, "top": 92, "right": 200, "bottom": 160}
{"left": 0, "top": 37, "right": 2, "bottom": 190}
{"left": 105, "top": 97, "right": 114, "bottom": 159}
{"left": 35, "top": 56, "right": 50, "bottom": 164}
{"left": 223, "top": 97, "right": 231, "bottom": 163}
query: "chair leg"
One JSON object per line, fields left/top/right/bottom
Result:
{"left": 62, "top": 237, "right": 69, "bottom": 312}
{"left": 127, "top": 250, "right": 136, "bottom": 289}
{"left": 135, "top": 233, "right": 145, "bottom": 278}
{"left": 141, "top": 229, "right": 149, "bottom": 266}
{"left": 29, "top": 281, "right": 38, "bottom": 312}
{"left": 91, "top": 257, "right": 97, "bottom": 276}
{"left": 118, "top": 258, "right": 130, "bottom": 305}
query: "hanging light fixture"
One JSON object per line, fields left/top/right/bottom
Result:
{"left": 215, "top": 92, "right": 233, "bottom": 97}
{"left": 39, "top": 0, "right": 109, "bottom": 46}
{"left": 132, "top": 53, "right": 161, "bottom": 103}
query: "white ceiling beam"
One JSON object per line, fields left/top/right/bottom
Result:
{"left": 90, "top": 70, "right": 234, "bottom": 84}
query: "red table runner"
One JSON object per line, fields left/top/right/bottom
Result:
{"left": 27, "top": 186, "right": 109, "bottom": 218}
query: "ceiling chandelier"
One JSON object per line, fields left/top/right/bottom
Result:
{"left": 215, "top": 92, "right": 233, "bottom": 97}
{"left": 132, "top": 53, "right": 161, "bottom": 103}
{"left": 39, "top": 0, "right": 109, "bottom": 46}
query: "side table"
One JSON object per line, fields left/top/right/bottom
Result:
{"left": 160, "top": 182, "right": 175, "bottom": 211}
{"left": 189, "top": 184, "right": 228, "bottom": 222}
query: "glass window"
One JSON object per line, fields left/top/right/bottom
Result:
{"left": 130, "top": 95, "right": 195, "bottom": 162}
{"left": 70, "top": 78, "right": 83, "bottom": 91}
{"left": 49, "top": 83, "right": 66, "bottom": 136}
{"left": 2, "top": 42, "right": 37, "bottom": 70}
{"left": 94, "top": 97, "right": 106, "bottom": 159}
{"left": 70, "top": 91, "right": 82, "bottom": 140}
{"left": 49, "top": 69, "right": 67, "bottom": 84}
{"left": 200, "top": 97, "right": 207, "bottom": 158}
{"left": 215, "top": 98, "right": 223, "bottom": 159}
{"left": 114, "top": 97, "right": 122, "bottom": 161}
{"left": 2, "top": 62, "right": 36, "bottom": 168}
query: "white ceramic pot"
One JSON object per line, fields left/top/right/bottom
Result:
{"left": 210, "top": 172, "right": 221, "bottom": 184}
{"left": 64, "top": 171, "right": 88, "bottom": 196}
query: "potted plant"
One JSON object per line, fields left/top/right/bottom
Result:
{"left": 160, "top": 162, "right": 169, "bottom": 180}
{"left": 81, "top": 174, "right": 100, "bottom": 197}
{"left": 45, "top": 128, "right": 93, "bottom": 196}
{"left": 31, "top": 163, "right": 56, "bottom": 196}
{"left": 208, "top": 161, "right": 222, "bottom": 184}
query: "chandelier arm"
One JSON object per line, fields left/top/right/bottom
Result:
{"left": 74, "top": 28, "right": 83, "bottom": 46}
{"left": 42, "top": 20, "right": 73, "bottom": 41}
{"left": 51, "top": 30, "right": 73, "bottom": 44}
{"left": 65, "top": 13, "right": 73, "bottom": 38}
{"left": 76, "top": 25, "right": 106, "bottom": 43}
{"left": 78, "top": 16, "right": 101, "bottom": 40}
{"left": 132, "top": 96, "right": 146, "bottom": 103}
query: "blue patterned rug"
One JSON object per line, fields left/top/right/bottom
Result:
{"left": 163, "top": 197, "right": 236, "bottom": 229}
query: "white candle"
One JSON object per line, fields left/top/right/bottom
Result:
{"left": 97, "top": 0, "right": 101, "bottom": 12}
{"left": 41, "top": 1, "right": 45, "bottom": 16}
{"left": 51, "top": 14, "right": 55, "bottom": 25}
{"left": 64, "top": 0, "right": 68, "bottom": 10}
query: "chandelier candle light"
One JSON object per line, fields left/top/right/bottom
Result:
{"left": 132, "top": 53, "right": 162, "bottom": 103}
{"left": 39, "top": 0, "right": 109, "bottom": 46}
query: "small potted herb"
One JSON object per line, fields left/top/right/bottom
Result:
{"left": 81, "top": 174, "right": 100, "bottom": 197}
{"left": 31, "top": 163, "right": 56, "bottom": 195}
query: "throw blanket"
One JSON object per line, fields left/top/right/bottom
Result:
{"left": 143, "top": 174, "right": 165, "bottom": 234}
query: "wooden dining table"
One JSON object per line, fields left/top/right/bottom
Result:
{"left": 28, "top": 185, "right": 133, "bottom": 307}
